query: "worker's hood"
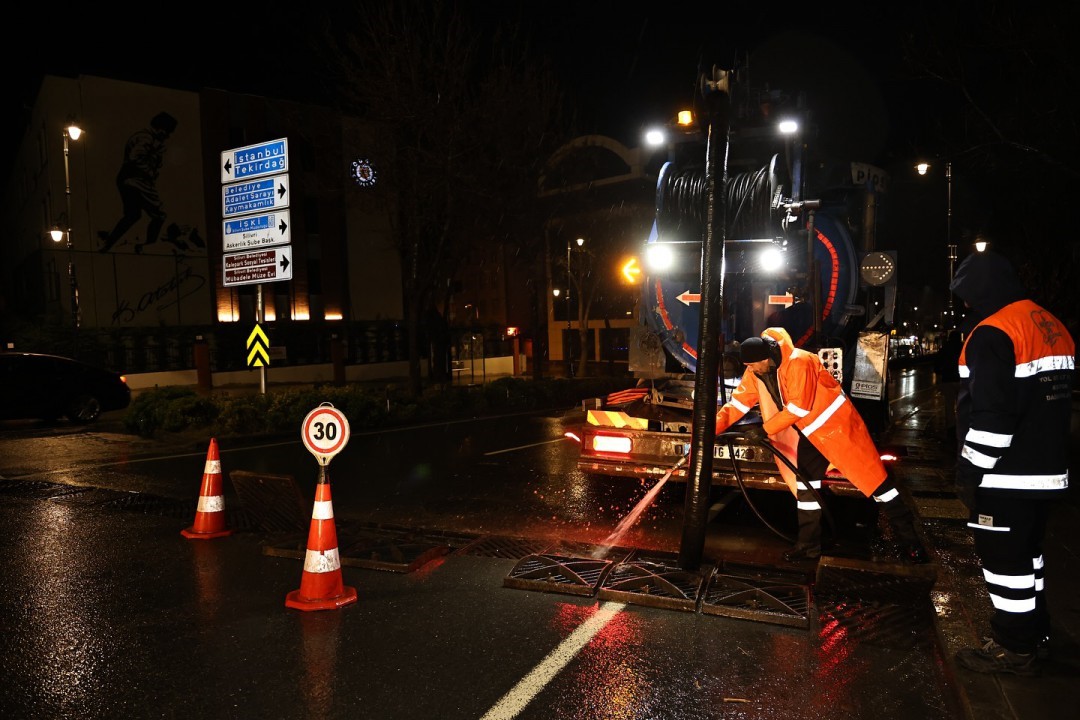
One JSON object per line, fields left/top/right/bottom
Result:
{"left": 949, "top": 249, "right": 1025, "bottom": 317}
{"left": 761, "top": 326, "right": 795, "bottom": 365}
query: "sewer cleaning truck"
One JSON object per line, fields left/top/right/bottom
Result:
{"left": 569, "top": 81, "right": 897, "bottom": 499}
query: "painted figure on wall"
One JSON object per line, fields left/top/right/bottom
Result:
{"left": 97, "top": 111, "right": 204, "bottom": 254}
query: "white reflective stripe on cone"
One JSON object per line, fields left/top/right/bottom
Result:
{"left": 196, "top": 495, "right": 225, "bottom": 513}
{"left": 311, "top": 500, "right": 335, "bottom": 520}
{"left": 204, "top": 460, "right": 221, "bottom": 473}
{"left": 303, "top": 547, "right": 342, "bottom": 573}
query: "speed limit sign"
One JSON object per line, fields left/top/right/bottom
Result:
{"left": 301, "top": 403, "right": 351, "bottom": 466}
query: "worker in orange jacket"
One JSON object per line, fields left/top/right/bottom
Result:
{"left": 715, "top": 327, "right": 928, "bottom": 563}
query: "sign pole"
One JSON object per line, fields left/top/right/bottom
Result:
{"left": 257, "top": 284, "right": 266, "bottom": 394}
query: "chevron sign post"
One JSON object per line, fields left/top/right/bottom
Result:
{"left": 247, "top": 324, "right": 271, "bottom": 368}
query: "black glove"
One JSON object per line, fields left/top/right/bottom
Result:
{"left": 740, "top": 424, "right": 768, "bottom": 443}
{"left": 955, "top": 463, "right": 983, "bottom": 511}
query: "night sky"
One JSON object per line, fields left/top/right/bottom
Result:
{"left": 7, "top": 4, "right": 913, "bottom": 172}
{"left": 8, "top": 2, "right": 1074, "bottom": 299}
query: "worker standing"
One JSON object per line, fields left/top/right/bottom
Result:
{"left": 949, "top": 248, "right": 1075, "bottom": 676}
{"left": 715, "top": 327, "right": 928, "bottom": 564}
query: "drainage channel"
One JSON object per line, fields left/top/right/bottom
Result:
{"left": 0, "top": 477, "right": 258, "bottom": 530}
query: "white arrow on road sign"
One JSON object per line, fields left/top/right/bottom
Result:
{"left": 222, "top": 173, "right": 290, "bottom": 217}
{"left": 223, "top": 246, "right": 293, "bottom": 287}
{"left": 220, "top": 138, "right": 289, "bottom": 184}
{"left": 222, "top": 209, "right": 291, "bottom": 253}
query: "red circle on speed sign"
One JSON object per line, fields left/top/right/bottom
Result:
{"left": 301, "top": 404, "right": 351, "bottom": 465}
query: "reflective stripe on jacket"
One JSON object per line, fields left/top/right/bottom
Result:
{"left": 958, "top": 299, "right": 1074, "bottom": 495}
{"left": 716, "top": 327, "right": 887, "bottom": 497}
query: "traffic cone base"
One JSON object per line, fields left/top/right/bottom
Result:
{"left": 286, "top": 484, "right": 356, "bottom": 611}
{"left": 182, "top": 439, "right": 233, "bottom": 540}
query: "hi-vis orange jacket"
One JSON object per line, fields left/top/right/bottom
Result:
{"left": 714, "top": 327, "right": 887, "bottom": 498}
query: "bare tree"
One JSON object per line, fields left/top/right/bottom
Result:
{"left": 898, "top": 3, "right": 1080, "bottom": 325}
{"left": 319, "top": 1, "right": 566, "bottom": 394}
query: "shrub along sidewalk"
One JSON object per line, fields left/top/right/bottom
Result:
{"left": 122, "top": 376, "right": 637, "bottom": 438}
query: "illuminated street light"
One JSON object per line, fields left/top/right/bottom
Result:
{"left": 915, "top": 160, "right": 956, "bottom": 330}
{"left": 60, "top": 121, "right": 84, "bottom": 351}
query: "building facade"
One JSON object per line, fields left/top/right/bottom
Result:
{"left": 2, "top": 74, "right": 403, "bottom": 375}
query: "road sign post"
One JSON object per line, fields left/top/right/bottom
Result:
{"left": 302, "top": 404, "right": 351, "bottom": 467}
{"left": 221, "top": 139, "right": 292, "bottom": 394}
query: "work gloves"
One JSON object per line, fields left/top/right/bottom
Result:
{"left": 955, "top": 462, "right": 983, "bottom": 511}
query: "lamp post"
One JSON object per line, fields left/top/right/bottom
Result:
{"left": 56, "top": 122, "right": 83, "bottom": 352}
{"left": 566, "top": 236, "right": 584, "bottom": 377}
{"left": 945, "top": 161, "right": 955, "bottom": 329}
{"left": 916, "top": 160, "right": 955, "bottom": 330}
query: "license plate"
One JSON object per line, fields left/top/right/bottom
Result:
{"left": 675, "top": 443, "right": 754, "bottom": 460}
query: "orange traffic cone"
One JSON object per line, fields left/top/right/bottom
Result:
{"left": 285, "top": 482, "right": 357, "bottom": 611}
{"left": 181, "top": 438, "right": 233, "bottom": 540}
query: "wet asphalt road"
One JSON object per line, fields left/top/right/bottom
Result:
{"left": 0, "top": 368, "right": 967, "bottom": 719}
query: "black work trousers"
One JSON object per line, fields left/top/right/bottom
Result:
{"left": 969, "top": 491, "right": 1052, "bottom": 654}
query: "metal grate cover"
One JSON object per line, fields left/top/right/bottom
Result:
{"left": 262, "top": 524, "right": 458, "bottom": 573}
{"left": 504, "top": 554, "right": 615, "bottom": 596}
{"left": 815, "top": 555, "right": 937, "bottom": 605}
{"left": 230, "top": 470, "right": 308, "bottom": 532}
{"left": 596, "top": 552, "right": 704, "bottom": 612}
{"left": 700, "top": 566, "right": 812, "bottom": 629}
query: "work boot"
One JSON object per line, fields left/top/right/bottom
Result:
{"left": 784, "top": 492, "right": 822, "bottom": 563}
{"left": 956, "top": 638, "right": 1039, "bottom": 676}
{"left": 874, "top": 478, "right": 930, "bottom": 563}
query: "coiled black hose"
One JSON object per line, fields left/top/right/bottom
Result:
{"left": 655, "top": 155, "right": 782, "bottom": 240}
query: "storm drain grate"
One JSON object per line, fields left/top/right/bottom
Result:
{"left": 596, "top": 552, "right": 705, "bottom": 612}
{"left": 102, "top": 493, "right": 196, "bottom": 518}
{"left": 50, "top": 487, "right": 139, "bottom": 506}
{"left": 813, "top": 555, "right": 938, "bottom": 647}
{"left": 700, "top": 565, "right": 812, "bottom": 629}
{"left": 262, "top": 524, "right": 458, "bottom": 573}
{"left": 503, "top": 554, "right": 615, "bottom": 597}
{"left": 816, "top": 597, "right": 936, "bottom": 650}
{"left": 0, "top": 478, "right": 258, "bottom": 530}
{"left": 816, "top": 555, "right": 937, "bottom": 606}
{"left": 230, "top": 470, "right": 308, "bottom": 533}
{"left": 456, "top": 535, "right": 550, "bottom": 560}
{"left": 0, "top": 478, "right": 85, "bottom": 499}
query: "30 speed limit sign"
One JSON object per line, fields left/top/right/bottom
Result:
{"left": 301, "top": 403, "right": 351, "bottom": 466}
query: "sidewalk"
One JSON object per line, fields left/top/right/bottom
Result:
{"left": 885, "top": 390, "right": 1080, "bottom": 720}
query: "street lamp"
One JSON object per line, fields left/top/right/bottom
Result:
{"left": 566, "top": 237, "right": 584, "bottom": 377}
{"left": 916, "top": 160, "right": 955, "bottom": 329}
{"left": 56, "top": 121, "right": 84, "bottom": 350}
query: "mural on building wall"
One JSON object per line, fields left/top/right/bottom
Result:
{"left": 97, "top": 111, "right": 204, "bottom": 254}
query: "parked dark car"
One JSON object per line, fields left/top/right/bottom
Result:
{"left": 0, "top": 353, "right": 131, "bottom": 424}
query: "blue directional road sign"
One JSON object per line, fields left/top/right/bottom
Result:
{"left": 222, "top": 210, "right": 291, "bottom": 253}
{"left": 220, "top": 138, "right": 289, "bottom": 184}
{"left": 222, "top": 174, "right": 290, "bottom": 217}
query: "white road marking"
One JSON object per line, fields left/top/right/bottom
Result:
{"left": 479, "top": 601, "right": 626, "bottom": 720}
{"left": 484, "top": 438, "right": 565, "bottom": 456}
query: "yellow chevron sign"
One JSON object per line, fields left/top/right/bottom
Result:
{"left": 587, "top": 409, "right": 648, "bottom": 429}
{"left": 246, "top": 324, "right": 270, "bottom": 367}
